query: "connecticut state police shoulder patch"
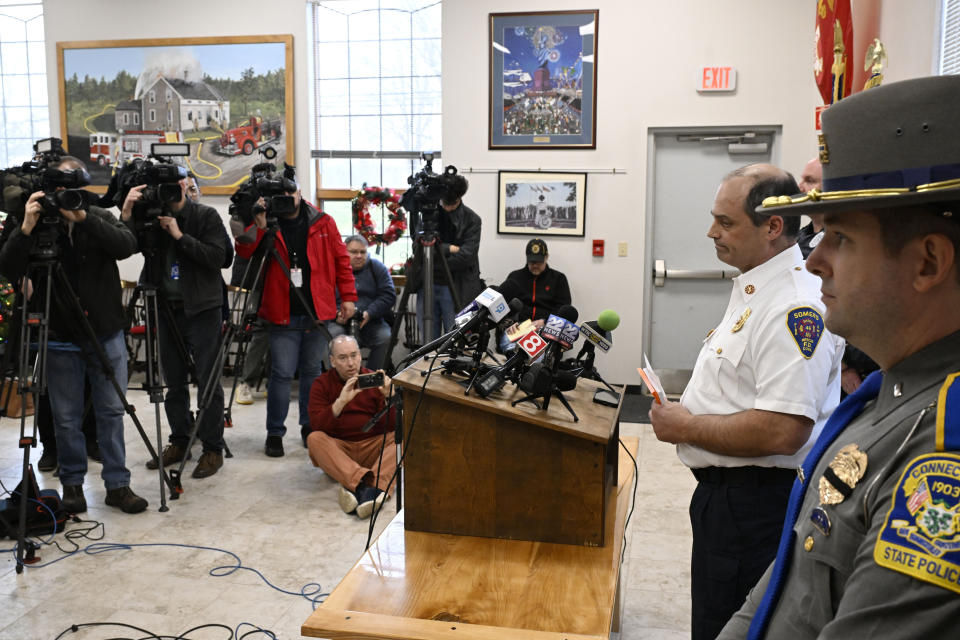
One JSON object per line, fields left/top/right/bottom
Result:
{"left": 874, "top": 453, "right": 960, "bottom": 594}
{"left": 785, "top": 307, "right": 824, "bottom": 359}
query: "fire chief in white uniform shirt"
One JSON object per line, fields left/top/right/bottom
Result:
{"left": 649, "top": 164, "right": 843, "bottom": 640}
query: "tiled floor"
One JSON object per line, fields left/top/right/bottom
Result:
{"left": 0, "top": 381, "right": 694, "bottom": 640}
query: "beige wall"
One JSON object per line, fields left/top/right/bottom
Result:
{"left": 41, "top": 0, "right": 941, "bottom": 381}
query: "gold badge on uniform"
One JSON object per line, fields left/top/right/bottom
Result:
{"left": 818, "top": 443, "right": 868, "bottom": 505}
{"left": 744, "top": 284, "right": 755, "bottom": 295}
{"left": 818, "top": 133, "right": 830, "bottom": 164}
{"left": 731, "top": 307, "right": 751, "bottom": 333}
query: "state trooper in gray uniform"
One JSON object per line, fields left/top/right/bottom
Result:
{"left": 719, "top": 75, "right": 960, "bottom": 639}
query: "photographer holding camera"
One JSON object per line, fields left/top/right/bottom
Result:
{"left": 407, "top": 172, "right": 482, "bottom": 339}
{"left": 327, "top": 235, "right": 396, "bottom": 370}
{"left": 120, "top": 167, "right": 232, "bottom": 479}
{"left": 0, "top": 155, "right": 148, "bottom": 514}
{"left": 234, "top": 168, "right": 358, "bottom": 457}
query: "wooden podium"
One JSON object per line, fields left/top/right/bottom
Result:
{"left": 301, "top": 362, "right": 631, "bottom": 640}
{"left": 393, "top": 360, "right": 620, "bottom": 547}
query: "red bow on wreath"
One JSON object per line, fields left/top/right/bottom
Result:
{"left": 352, "top": 184, "right": 408, "bottom": 246}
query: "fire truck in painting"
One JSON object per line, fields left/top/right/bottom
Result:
{"left": 214, "top": 116, "right": 282, "bottom": 156}
{"left": 88, "top": 130, "right": 184, "bottom": 167}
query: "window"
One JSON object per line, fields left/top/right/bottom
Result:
{"left": 0, "top": 1, "right": 48, "bottom": 167}
{"left": 149, "top": 90, "right": 155, "bottom": 103}
{"left": 133, "top": 113, "right": 139, "bottom": 125}
{"left": 165, "top": 89, "right": 172, "bottom": 101}
{"left": 942, "top": 0, "right": 960, "bottom": 74}
{"left": 166, "top": 108, "right": 172, "bottom": 124}
{"left": 148, "top": 108, "right": 156, "bottom": 122}
{"left": 311, "top": 0, "right": 442, "bottom": 267}
{"left": 122, "top": 112, "right": 129, "bottom": 125}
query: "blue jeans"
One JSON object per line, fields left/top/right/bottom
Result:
{"left": 266, "top": 315, "right": 329, "bottom": 437}
{"left": 417, "top": 284, "right": 456, "bottom": 342}
{"left": 327, "top": 318, "right": 393, "bottom": 370}
{"left": 47, "top": 331, "right": 131, "bottom": 490}
{"left": 158, "top": 306, "right": 224, "bottom": 454}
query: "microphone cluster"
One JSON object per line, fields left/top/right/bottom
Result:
{"left": 399, "top": 290, "right": 621, "bottom": 415}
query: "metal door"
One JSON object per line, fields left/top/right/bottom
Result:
{"left": 642, "top": 127, "right": 779, "bottom": 393}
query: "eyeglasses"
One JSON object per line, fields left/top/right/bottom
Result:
{"left": 333, "top": 352, "right": 360, "bottom": 362}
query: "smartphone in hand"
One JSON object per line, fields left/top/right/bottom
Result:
{"left": 356, "top": 371, "right": 385, "bottom": 390}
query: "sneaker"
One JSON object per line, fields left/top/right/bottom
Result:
{"left": 37, "top": 448, "right": 58, "bottom": 472}
{"left": 191, "top": 451, "right": 223, "bottom": 479}
{"left": 236, "top": 382, "right": 254, "bottom": 405}
{"left": 356, "top": 486, "right": 386, "bottom": 519}
{"left": 61, "top": 484, "right": 86, "bottom": 514}
{"left": 146, "top": 444, "right": 191, "bottom": 470}
{"left": 338, "top": 485, "right": 359, "bottom": 514}
{"left": 105, "top": 486, "right": 148, "bottom": 514}
{"left": 264, "top": 435, "right": 284, "bottom": 457}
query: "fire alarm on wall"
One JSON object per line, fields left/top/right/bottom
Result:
{"left": 592, "top": 239, "right": 604, "bottom": 257}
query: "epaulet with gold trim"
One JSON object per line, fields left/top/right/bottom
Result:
{"left": 936, "top": 371, "right": 960, "bottom": 452}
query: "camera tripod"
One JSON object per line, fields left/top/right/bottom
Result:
{"left": 387, "top": 215, "right": 462, "bottom": 365}
{"left": 222, "top": 222, "right": 332, "bottom": 430}
{"left": 125, "top": 220, "right": 237, "bottom": 503}
{"left": 12, "top": 254, "right": 176, "bottom": 571}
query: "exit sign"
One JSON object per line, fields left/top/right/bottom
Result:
{"left": 698, "top": 66, "right": 737, "bottom": 92}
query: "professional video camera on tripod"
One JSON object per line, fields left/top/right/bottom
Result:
{"left": 229, "top": 150, "right": 354, "bottom": 457}
{"left": 389, "top": 153, "right": 484, "bottom": 356}
{"left": 116, "top": 142, "right": 233, "bottom": 492}
{"left": 0, "top": 138, "right": 166, "bottom": 571}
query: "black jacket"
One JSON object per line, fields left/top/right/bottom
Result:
{"left": 0, "top": 205, "right": 137, "bottom": 342}
{"left": 407, "top": 201, "right": 483, "bottom": 307}
{"left": 128, "top": 200, "right": 233, "bottom": 317}
{"left": 499, "top": 264, "right": 572, "bottom": 322}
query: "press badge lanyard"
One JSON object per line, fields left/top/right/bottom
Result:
{"left": 288, "top": 245, "right": 303, "bottom": 288}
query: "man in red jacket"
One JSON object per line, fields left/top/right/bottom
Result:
{"left": 307, "top": 334, "right": 396, "bottom": 519}
{"left": 235, "top": 179, "right": 358, "bottom": 457}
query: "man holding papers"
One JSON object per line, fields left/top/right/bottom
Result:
{"left": 648, "top": 163, "right": 843, "bottom": 640}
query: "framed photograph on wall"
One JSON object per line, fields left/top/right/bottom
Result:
{"left": 56, "top": 34, "right": 293, "bottom": 195}
{"left": 489, "top": 10, "right": 599, "bottom": 149}
{"left": 497, "top": 170, "right": 587, "bottom": 236}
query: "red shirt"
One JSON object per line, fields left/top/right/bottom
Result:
{"left": 308, "top": 368, "right": 395, "bottom": 441}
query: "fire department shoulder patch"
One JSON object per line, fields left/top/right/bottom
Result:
{"left": 786, "top": 307, "right": 824, "bottom": 359}
{"left": 874, "top": 452, "right": 960, "bottom": 594}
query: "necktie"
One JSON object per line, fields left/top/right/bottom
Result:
{"left": 747, "top": 370, "right": 883, "bottom": 639}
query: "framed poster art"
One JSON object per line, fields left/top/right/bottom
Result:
{"left": 56, "top": 34, "right": 293, "bottom": 195}
{"left": 497, "top": 171, "right": 587, "bottom": 236}
{"left": 489, "top": 10, "right": 598, "bottom": 149}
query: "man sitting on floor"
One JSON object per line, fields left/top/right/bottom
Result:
{"left": 306, "top": 334, "right": 396, "bottom": 518}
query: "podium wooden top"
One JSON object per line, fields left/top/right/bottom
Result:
{"left": 391, "top": 358, "right": 622, "bottom": 444}
{"left": 301, "top": 436, "right": 639, "bottom": 640}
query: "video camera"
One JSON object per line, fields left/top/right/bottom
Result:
{"left": 114, "top": 143, "right": 190, "bottom": 224}
{"left": 400, "top": 153, "right": 463, "bottom": 235}
{"left": 1, "top": 138, "right": 93, "bottom": 221}
{"left": 229, "top": 146, "right": 298, "bottom": 227}
{"left": 0, "top": 138, "right": 94, "bottom": 259}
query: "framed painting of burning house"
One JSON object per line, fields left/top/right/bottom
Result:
{"left": 489, "top": 11, "right": 598, "bottom": 149}
{"left": 56, "top": 34, "right": 293, "bottom": 194}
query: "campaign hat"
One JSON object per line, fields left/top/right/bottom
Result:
{"left": 759, "top": 75, "right": 960, "bottom": 216}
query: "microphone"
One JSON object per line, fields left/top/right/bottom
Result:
{"left": 539, "top": 305, "right": 580, "bottom": 367}
{"left": 520, "top": 305, "right": 579, "bottom": 394}
{"left": 439, "top": 289, "right": 521, "bottom": 352}
{"left": 474, "top": 327, "right": 544, "bottom": 397}
{"left": 577, "top": 309, "right": 620, "bottom": 357}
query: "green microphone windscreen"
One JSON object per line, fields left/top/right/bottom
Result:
{"left": 597, "top": 309, "right": 620, "bottom": 332}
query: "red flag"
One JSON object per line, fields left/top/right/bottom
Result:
{"left": 814, "top": 0, "right": 854, "bottom": 105}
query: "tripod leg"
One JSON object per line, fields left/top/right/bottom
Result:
{"left": 141, "top": 289, "right": 171, "bottom": 508}
{"left": 553, "top": 390, "right": 579, "bottom": 422}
